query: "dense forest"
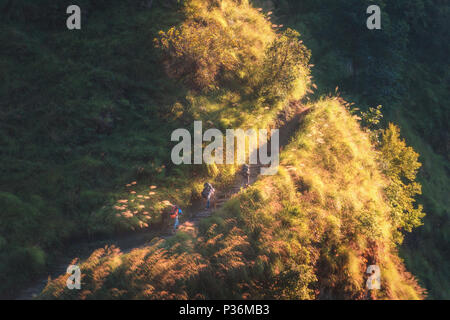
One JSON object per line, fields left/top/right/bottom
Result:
{"left": 0, "top": 0, "right": 448, "bottom": 299}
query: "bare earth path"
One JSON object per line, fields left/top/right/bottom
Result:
{"left": 15, "top": 103, "right": 310, "bottom": 300}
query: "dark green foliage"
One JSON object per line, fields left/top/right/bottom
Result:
{"left": 0, "top": 1, "right": 186, "bottom": 297}
{"left": 0, "top": 0, "right": 447, "bottom": 299}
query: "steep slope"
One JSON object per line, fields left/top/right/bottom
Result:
{"left": 39, "top": 98, "right": 424, "bottom": 299}
{"left": 270, "top": 0, "right": 449, "bottom": 298}
{"left": 0, "top": 0, "right": 311, "bottom": 297}
{"left": 1, "top": 0, "right": 431, "bottom": 300}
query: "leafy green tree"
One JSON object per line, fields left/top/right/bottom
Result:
{"left": 258, "top": 28, "right": 311, "bottom": 103}
{"left": 379, "top": 123, "right": 425, "bottom": 243}
{"left": 155, "top": 21, "right": 236, "bottom": 91}
{"left": 356, "top": 106, "right": 424, "bottom": 241}
{"left": 154, "top": 0, "right": 275, "bottom": 92}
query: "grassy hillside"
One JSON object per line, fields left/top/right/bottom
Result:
{"left": 39, "top": 98, "right": 424, "bottom": 300}
{"left": 0, "top": 0, "right": 443, "bottom": 299}
{"left": 0, "top": 1, "right": 187, "bottom": 297}
{"left": 0, "top": 0, "right": 311, "bottom": 297}
{"left": 268, "top": 0, "right": 449, "bottom": 299}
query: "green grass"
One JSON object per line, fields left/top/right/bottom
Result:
{"left": 1, "top": 0, "right": 442, "bottom": 299}
{"left": 39, "top": 98, "right": 424, "bottom": 300}
{"left": 0, "top": 0, "right": 310, "bottom": 297}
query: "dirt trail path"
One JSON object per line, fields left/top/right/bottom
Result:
{"left": 15, "top": 103, "right": 310, "bottom": 300}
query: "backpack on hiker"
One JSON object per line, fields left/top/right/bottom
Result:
{"left": 241, "top": 164, "right": 250, "bottom": 177}
{"left": 202, "top": 182, "right": 214, "bottom": 199}
{"left": 167, "top": 205, "right": 182, "bottom": 233}
{"left": 170, "top": 205, "right": 182, "bottom": 219}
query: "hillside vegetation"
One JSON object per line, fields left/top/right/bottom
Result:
{"left": 1, "top": 0, "right": 185, "bottom": 297}
{"left": 1, "top": 0, "right": 312, "bottom": 297}
{"left": 40, "top": 98, "right": 424, "bottom": 299}
{"left": 31, "top": 0, "right": 428, "bottom": 300}
{"left": 270, "top": 0, "right": 449, "bottom": 298}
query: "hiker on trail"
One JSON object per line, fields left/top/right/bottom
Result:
{"left": 169, "top": 204, "right": 183, "bottom": 233}
{"left": 241, "top": 164, "right": 250, "bottom": 187}
{"left": 202, "top": 182, "right": 215, "bottom": 209}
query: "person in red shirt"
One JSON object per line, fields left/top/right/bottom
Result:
{"left": 170, "top": 205, "right": 183, "bottom": 233}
